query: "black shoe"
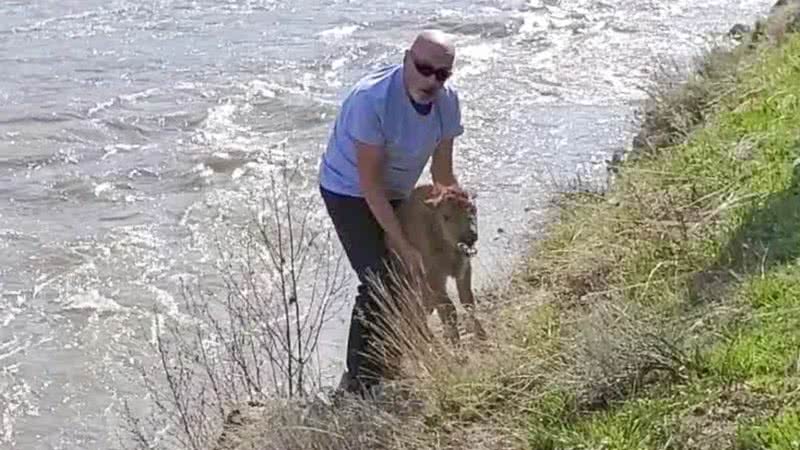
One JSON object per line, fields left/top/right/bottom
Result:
{"left": 335, "top": 370, "right": 385, "bottom": 402}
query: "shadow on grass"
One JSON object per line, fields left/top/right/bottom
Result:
{"left": 690, "top": 161, "right": 800, "bottom": 304}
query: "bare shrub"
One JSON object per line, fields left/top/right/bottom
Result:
{"left": 551, "top": 173, "right": 608, "bottom": 207}
{"left": 212, "top": 389, "right": 429, "bottom": 450}
{"left": 631, "top": 45, "right": 742, "bottom": 156}
{"left": 120, "top": 161, "right": 350, "bottom": 450}
{"left": 758, "top": 1, "right": 800, "bottom": 44}
{"left": 553, "top": 299, "right": 699, "bottom": 410}
{"left": 539, "top": 163, "right": 610, "bottom": 208}
{"left": 206, "top": 257, "right": 461, "bottom": 450}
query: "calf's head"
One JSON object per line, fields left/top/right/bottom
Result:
{"left": 424, "top": 185, "right": 478, "bottom": 257}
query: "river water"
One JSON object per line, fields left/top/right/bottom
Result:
{"left": 0, "top": 0, "right": 772, "bottom": 448}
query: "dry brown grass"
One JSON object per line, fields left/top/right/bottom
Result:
{"left": 673, "top": 383, "right": 779, "bottom": 450}
{"left": 212, "top": 395, "right": 428, "bottom": 450}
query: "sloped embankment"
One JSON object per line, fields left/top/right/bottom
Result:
{"left": 216, "top": 2, "right": 800, "bottom": 449}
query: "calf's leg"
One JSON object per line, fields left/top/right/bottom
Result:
{"left": 456, "top": 262, "right": 487, "bottom": 341}
{"left": 429, "top": 273, "right": 460, "bottom": 345}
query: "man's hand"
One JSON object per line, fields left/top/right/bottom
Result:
{"left": 397, "top": 242, "right": 426, "bottom": 283}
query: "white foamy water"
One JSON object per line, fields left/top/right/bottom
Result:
{"left": 317, "top": 24, "right": 362, "bottom": 40}
{"left": 61, "top": 289, "right": 126, "bottom": 314}
{"left": 0, "top": 0, "right": 775, "bottom": 448}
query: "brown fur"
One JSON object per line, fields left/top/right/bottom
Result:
{"left": 392, "top": 183, "right": 487, "bottom": 344}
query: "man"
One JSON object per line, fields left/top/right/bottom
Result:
{"left": 318, "top": 29, "right": 464, "bottom": 397}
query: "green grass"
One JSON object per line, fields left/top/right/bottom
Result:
{"left": 516, "top": 29, "right": 800, "bottom": 450}
{"left": 710, "top": 269, "right": 800, "bottom": 384}
{"left": 528, "top": 395, "right": 680, "bottom": 450}
{"left": 737, "top": 408, "right": 800, "bottom": 450}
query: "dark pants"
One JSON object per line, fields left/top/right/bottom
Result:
{"left": 319, "top": 185, "right": 403, "bottom": 393}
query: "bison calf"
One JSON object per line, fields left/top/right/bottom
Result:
{"left": 392, "top": 183, "right": 487, "bottom": 345}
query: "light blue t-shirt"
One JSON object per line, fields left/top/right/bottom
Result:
{"left": 319, "top": 64, "right": 464, "bottom": 199}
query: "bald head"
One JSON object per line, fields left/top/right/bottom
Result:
{"left": 403, "top": 30, "right": 456, "bottom": 104}
{"left": 410, "top": 30, "right": 456, "bottom": 60}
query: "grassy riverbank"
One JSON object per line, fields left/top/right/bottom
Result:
{"left": 211, "top": 4, "right": 800, "bottom": 450}
{"left": 399, "top": 5, "right": 800, "bottom": 450}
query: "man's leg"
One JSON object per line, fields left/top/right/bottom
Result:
{"left": 319, "top": 186, "right": 401, "bottom": 395}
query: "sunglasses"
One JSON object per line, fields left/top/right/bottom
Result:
{"left": 410, "top": 54, "right": 452, "bottom": 82}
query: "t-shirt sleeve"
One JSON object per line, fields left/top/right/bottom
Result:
{"left": 440, "top": 90, "right": 464, "bottom": 139}
{"left": 344, "top": 92, "right": 385, "bottom": 147}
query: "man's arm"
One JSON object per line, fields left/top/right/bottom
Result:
{"left": 356, "top": 140, "right": 412, "bottom": 251}
{"left": 430, "top": 137, "right": 458, "bottom": 186}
